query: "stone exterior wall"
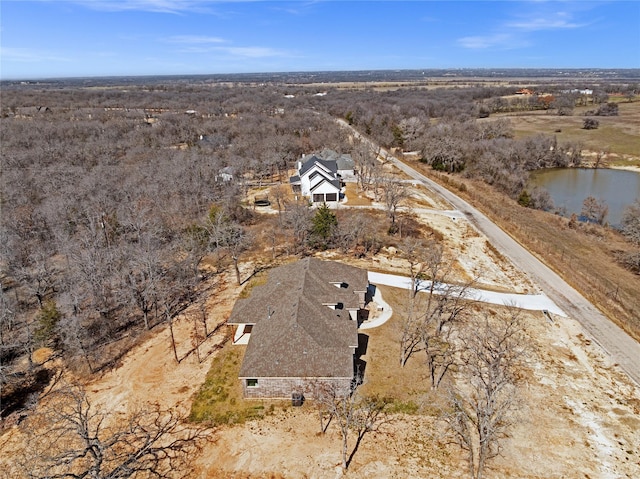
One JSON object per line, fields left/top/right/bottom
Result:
{"left": 242, "top": 377, "right": 351, "bottom": 399}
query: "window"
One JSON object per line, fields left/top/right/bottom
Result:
{"left": 313, "top": 194, "right": 324, "bottom": 202}
{"left": 325, "top": 193, "right": 337, "bottom": 202}
{"left": 247, "top": 378, "right": 258, "bottom": 387}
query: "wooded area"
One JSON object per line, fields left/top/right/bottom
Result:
{"left": 1, "top": 78, "right": 639, "bottom": 477}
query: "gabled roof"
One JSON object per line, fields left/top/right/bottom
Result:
{"left": 299, "top": 155, "right": 338, "bottom": 177}
{"left": 228, "top": 258, "right": 368, "bottom": 379}
{"left": 310, "top": 177, "right": 340, "bottom": 192}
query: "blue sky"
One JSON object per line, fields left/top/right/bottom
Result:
{"left": 1, "top": 1, "right": 639, "bottom": 79}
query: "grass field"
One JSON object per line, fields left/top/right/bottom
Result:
{"left": 491, "top": 100, "right": 640, "bottom": 163}
{"left": 358, "top": 285, "right": 449, "bottom": 416}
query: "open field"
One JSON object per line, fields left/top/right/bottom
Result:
{"left": 492, "top": 100, "right": 640, "bottom": 163}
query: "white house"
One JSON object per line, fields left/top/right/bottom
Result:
{"left": 215, "top": 166, "right": 235, "bottom": 182}
{"left": 290, "top": 155, "right": 342, "bottom": 204}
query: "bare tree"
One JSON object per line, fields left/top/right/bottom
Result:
{"left": 19, "top": 384, "right": 211, "bottom": 479}
{"left": 270, "top": 184, "right": 289, "bottom": 223}
{"left": 16, "top": 251, "right": 59, "bottom": 309}
{"left": 397, "top": 116, "right": 426, "bottom": 151}
{"left": 398, "top": 239, "right": 430, "bottom": 366}
{"left": 398, "top": 240, "right": 472, "bottom": 386}
{"left": 443, "top": 310, "right": 526, "bottom": 479}
{"left": 225, "top": 224, "right": 251, "bottom": 286}
{"left": 593, "top": 147, "right": 608, "bottom": 169}
{"left": 581, "top": 196, "right": 609, "bottom": 225}
{"left": 381, "top": 175, "right": 409, "bottom": 231}
{"left": 314, "top": 380, "right": 387, "bottom": 471}
{"left": 621, "top": 199, "right": 640, "bottom": 245}
{"left": 283, "top": 199, "right": 312, "bottom": 254}
{"left": 123, "top": 239, "right": 163, "bottom": 330}
{"left": 351, "top": 141, "right": 380, "bottom": 194}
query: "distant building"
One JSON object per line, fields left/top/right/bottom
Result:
{"left": 561, "top": 89, "right": 594, "bottom": 95}
{"left": 215, "top": 166, "right": 235, "bottom": 182}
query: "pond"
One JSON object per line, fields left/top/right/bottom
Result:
{"left": 528, "top": 168, "right": 640, "bottom": 227}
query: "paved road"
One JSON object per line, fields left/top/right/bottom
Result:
{"left": 340, "top": 120, "right": 640, "bottom": 386}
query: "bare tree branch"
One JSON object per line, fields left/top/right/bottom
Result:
{"left": 19, "top": 384, "right": 213, "bottom": 479}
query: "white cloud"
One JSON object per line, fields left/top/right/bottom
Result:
{"left": 507, "top": 17, "right": 583, "bottom": 31}
{"left": 458, "top": 34, "right": 518, "bottom": 50}
{"left": 66, "top": 0, "right": 217, "bottom": 14}
{"left": 166, "top": 35, "right": 226, "bottom": 44}
{"left": 0, "top": 47, "right": 71, "bottom": 63}
{"left": 458, "top": 6, "right": 588, "bottom": 51}
{"left": 220, "top": 46, "right": 285, "bottom": 58}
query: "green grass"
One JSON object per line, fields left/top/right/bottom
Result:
{"left": 189, "top": 342, "right": 285, "bottom": 425}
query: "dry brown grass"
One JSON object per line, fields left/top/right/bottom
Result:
{"left": 421, "top": 169, "right": 640, "bottom": 342}
{"left": 495, "top": 100, "right": 640, "bottom": 162}
{"left": 343, "top": 182, "right": 374, "bottom": 206}
{"left": 358, "top": 285, "right": 449, "bottom": 415}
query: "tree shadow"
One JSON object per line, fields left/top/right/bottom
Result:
{"left": 240, "top": 263, "right": 269, "bottom": 285}
{"left": 346, "top": 430, "right": 368, "bottom": 469}
{"left": 1, "top": 367, "right": 55, "bottom": 420}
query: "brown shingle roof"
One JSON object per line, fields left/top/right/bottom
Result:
{"left": 228, "top": 258, "right": 367, "bottom": 379}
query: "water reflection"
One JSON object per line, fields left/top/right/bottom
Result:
{"left": 529, "top": 168, "right": 640, "bottom": 226}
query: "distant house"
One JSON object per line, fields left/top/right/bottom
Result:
{"left": 561, "top": 88, "right": 594, "bottom": 95}
{"left": 289, "top": 151, "right": 354, "bottom": 204}
{"left": 227, "top": 258, "right": 370, "bottom": 399}
{"left": 215, "top": 166, "right": 235, "bottom": 182}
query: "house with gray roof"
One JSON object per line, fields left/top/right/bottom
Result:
{"left": 319, "top": 149, "right": 356, "bottom": 179}
{"left": 227, "top": 258, "right": 370, "bottom": 399}
{"left": 289, "top": 154, "right": 342, "bottom": 204}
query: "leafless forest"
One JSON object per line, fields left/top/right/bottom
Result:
{"left": 1, "top": 76, "right": 638, "bottom": 429}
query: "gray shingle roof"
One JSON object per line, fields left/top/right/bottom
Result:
{"left": 336, "top": 155, "right": 354, "bottom": 171}
{"left": 228, "top": 258, "right": 368, "bottom": 379}
{"left": 309, "top": 177, "right": 341, "bottom": 192}
{"left": 299, "top": 155, "right": 338, "bottom": 177}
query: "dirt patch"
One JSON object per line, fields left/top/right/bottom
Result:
{"left": 2, "top": 180, "right": 639, "bottom": 478}
{"left": 194, "top": 306, "right": 640, "bottom": 478}
{"left": 81, "top": 273, "right": 246, "bottom": 416}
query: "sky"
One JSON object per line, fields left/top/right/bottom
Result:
{"left": 1, "top": 1, "right": 639, "bottom": 80}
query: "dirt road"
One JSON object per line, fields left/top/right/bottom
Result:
{"left": 340, "top": 119, "right": 640, "bottom": 386}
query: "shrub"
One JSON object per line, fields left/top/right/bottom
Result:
{"left": 35, "top": 300, "right": 61, "bottom": 346}
{"left": 583, "top": 118, "right": 599, "bottom": 130}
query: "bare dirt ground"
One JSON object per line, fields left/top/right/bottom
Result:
{"left": 195, "top": 308, "right": 640, "bottom": 479}
{"left": 2, "top": 183, "right": 639, "bottom": 478}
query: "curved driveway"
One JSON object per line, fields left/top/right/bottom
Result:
{"left": 340, "top": 120, "right": 640, "bottom": 386}
{"left": 368, "top": 271, "right": 566, "bottom": 316}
